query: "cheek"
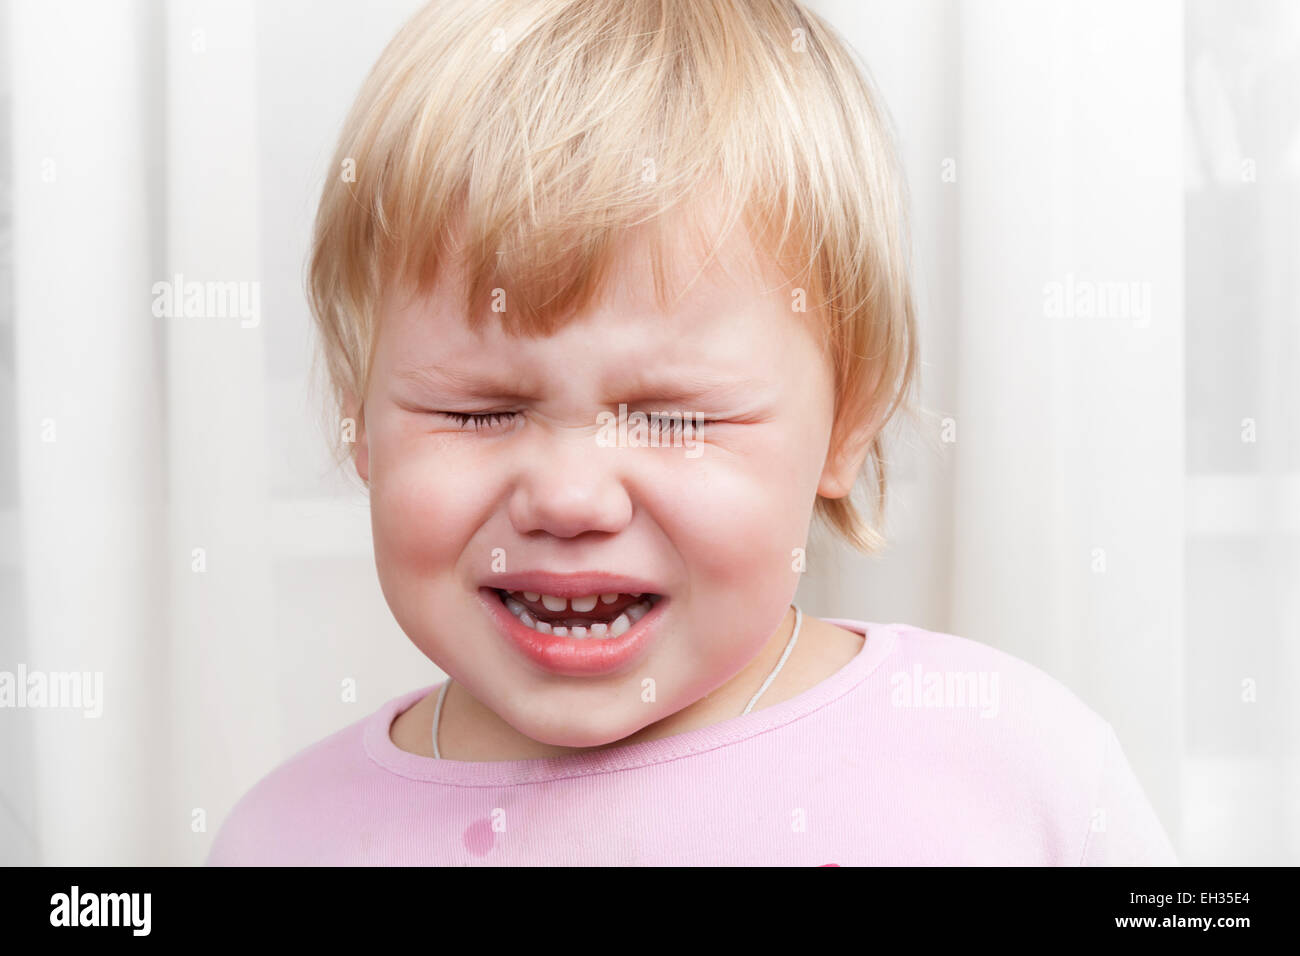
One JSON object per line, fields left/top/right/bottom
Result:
{"left": 369, "top": 434, "right": 487, "bottom": 576}
{"left": 652, "top": 437, "right": 817, "bottom": 694}
{"left": 648, "top": 428, "right": 821, "bottom": 587}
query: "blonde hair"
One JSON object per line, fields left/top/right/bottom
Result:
{"left": 307, "top": 0, "right": 919, "bottom": 554}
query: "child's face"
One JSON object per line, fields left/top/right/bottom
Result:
{"left": 357, "top": 226, "right": 855, "bottom": 747}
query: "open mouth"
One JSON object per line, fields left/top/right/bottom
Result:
{"left": 491, "top": 588, "right": 663, "bottom": 639}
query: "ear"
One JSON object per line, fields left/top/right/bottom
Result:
{"left": 343, "top": 390, "right": 370, "bottom": 485}
{"left": 817, "top": 413, "right": 877, "bottom": 500}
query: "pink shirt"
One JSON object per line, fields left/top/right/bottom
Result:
{"left": 207, "top": 619, "right": 1179, "bottom": 865}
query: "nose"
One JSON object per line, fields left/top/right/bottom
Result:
{"left": 507, "top": 424, "right": 634, "bottom": 539}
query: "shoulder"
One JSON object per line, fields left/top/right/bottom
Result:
{"left": 853, "top": 621, "right": 1116, "bottom": 855}
{"left": 849, "top": 621, "right": 1176, "bottom": 864}
{"left": 831, "top": 618, "right": 1108, "bottom": 734}
{"left": 876, "top": 621, "right": 1111, "bottom": 743}
{"left": 205, "top": 689, "right": 425, "bottom": 866}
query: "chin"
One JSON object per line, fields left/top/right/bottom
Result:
{"left": 504, "top": 705, "right": 649, "bottom": 751}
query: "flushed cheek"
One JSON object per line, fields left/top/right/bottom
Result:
{"left": 644, "top": 467, "right": 804, "bottom": 685}
{"left": 652, "top": 458, "right": 808, "bottom": 588}
{"left": 369, "top": 452, "right": 498, "bottom": 660}
{"left": 371, "top": 448, "right": 487, "bottom": 574}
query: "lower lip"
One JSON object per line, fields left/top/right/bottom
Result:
{"left": 478, "top": 588, "right": 667, "bottom": 677}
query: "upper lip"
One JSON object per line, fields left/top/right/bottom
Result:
{"left": 481, "top": 570, "right": 665, "bottom": 599}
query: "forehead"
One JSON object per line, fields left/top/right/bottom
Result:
{"left": 381, "top": 215, "right": 802, "bottom": 354}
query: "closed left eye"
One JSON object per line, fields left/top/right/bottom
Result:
{"left": 436, "top": 411, "right": 519, "bottom": 430}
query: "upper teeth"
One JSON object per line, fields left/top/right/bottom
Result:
{"left": 520, "top": 591, "right": 635, "bottom": 613}
{"left": 502, "top": 592, "right": 657, "bottom": 639}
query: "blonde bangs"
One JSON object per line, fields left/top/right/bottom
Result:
{"left": 308, "top": 0, "right": 918, "bottom": 554}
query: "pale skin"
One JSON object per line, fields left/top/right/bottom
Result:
{"left": 352, "top": 220, "right": 877, "bottom": 762}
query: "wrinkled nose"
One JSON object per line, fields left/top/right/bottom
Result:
{"left": 506, "top": 427, "right": 634, "bottom": 539}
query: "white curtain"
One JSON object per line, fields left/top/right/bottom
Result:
{"left": 808, "top": 0, "right": 1298, "bottom": 866}
{"left": 4, "top": 0, "right": 431, "bottom": 866}
{"left": 2, "top": 0, "right": 1296, "bottom": 865}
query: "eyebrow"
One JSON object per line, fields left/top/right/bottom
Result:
{"left": 393, "top": 364, "right": 540, "bottom": 401}
{"left": 392, "top": 364, "right": 768, "bottom": 405}
{"left": 616, "top": 371, "right": 768, "bottom": 406}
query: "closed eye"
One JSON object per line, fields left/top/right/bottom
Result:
{"left": 645, "top": 416, "right": 710, "bottom": 438}
{"left": 431, "top": 409, "right": 715, "bottom": 437}
{"left": 435, "top": 411, "right": 519, "bottom": 430}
